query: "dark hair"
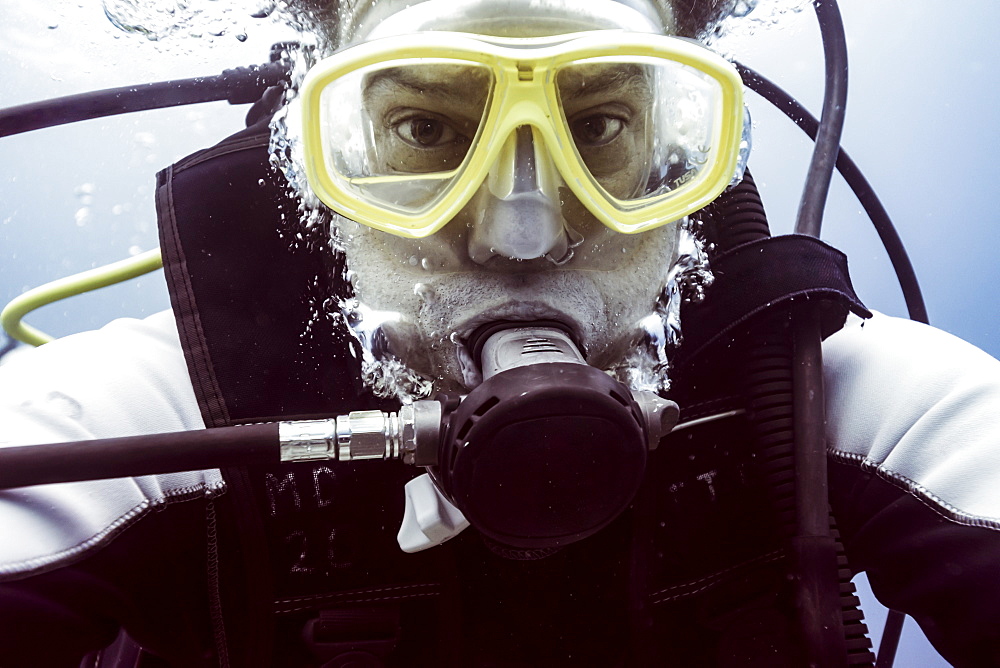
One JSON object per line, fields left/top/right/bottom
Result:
{"left": 283, "top": 0, "right": 740, "bottom": 44}
{"left": 280, "top": 0, "right": 342, "bottom": 50}
{"left": 670, "top": 0, "right": 740, "bottom": 37}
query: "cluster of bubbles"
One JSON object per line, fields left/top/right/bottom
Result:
{"left": 705, "top": 0, "right": 811, "bottom": 53}
{"left": 73, "top": 183, "right": 96, "bottom": 227}
{"left": 101, "top": 0, "right": 278, "bottom": 42}
{"left": 268, "top": 63, "right": 316, "bottom": 217}
{"left": 609, "top": 219, "right": 713, "bottom": 395}
{"left": 263, "top": 40, "right": 439, "bottom": 403}
{"left": 338, "top": 297, "right": 435, "bottom": 401}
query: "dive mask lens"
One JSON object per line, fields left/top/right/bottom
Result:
{"left": 300, "top": 31, "right": 744, "bottom": 238}
{"left": 310, "top": 58, "right": 494, "bottom": 225}
{"left": 555, "top": 55, "right": 737, "bottom": 223}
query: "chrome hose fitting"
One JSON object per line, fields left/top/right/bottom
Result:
{"left": 278, "top": 400, "right": 443, "bottom": 464}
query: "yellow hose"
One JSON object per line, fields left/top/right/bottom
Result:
{"left": 1, "top": 248, "right": 163, "bottom": 346}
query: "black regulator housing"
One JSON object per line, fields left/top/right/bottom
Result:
{"left": 432, "top": 325, "right": 651, "bottom": 549}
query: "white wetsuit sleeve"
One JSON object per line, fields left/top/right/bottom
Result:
{"left": 823, "top": 311, "right": 1000, "bottom": 666}
{"left": 824, "top": 310, "right": 1000, "bottom": 529}
{"left": 0, "top": 310, "right": 222, "bottom": 579}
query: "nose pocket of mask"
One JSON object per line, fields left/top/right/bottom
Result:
{"left": 469, "top": 126, "right": 573, "bottom": 263}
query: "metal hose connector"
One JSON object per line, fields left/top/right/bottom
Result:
{"left": 278, "top": 401, "right": 443, "bottom": 465}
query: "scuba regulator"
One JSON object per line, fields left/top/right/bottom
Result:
{"left": 284, "top": 322, "right": 678, "bottom": 551}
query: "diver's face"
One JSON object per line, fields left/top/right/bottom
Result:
{"left": 338, "top": 0, "right": 681, "bottom": 391}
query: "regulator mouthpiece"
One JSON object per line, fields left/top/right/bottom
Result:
{"left": 432, "top": 324, "right": 676, "bottom": 549}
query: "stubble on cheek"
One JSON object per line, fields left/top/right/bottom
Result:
{"left": 342, "top": 223, "right": 678, "bottom": 389}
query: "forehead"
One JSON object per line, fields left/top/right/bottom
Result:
{"left": 345, "top": 0, "right": 674, "bottom": 43}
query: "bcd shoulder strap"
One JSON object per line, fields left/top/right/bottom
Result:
{"left": 155, "top": 114, "right": 406, "bottom": 668}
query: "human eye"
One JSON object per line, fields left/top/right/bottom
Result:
{"left": 568, "top": 111, "right": 627, "bottom": 147}
{"left": 391, "top": 112, "right": 468, "bottom": 149}
{"left": 562, "top": 100, "right": 649, "bottom": 199}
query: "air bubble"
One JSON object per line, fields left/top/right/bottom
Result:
{"left": 134, "top": 132, "right": 156, "bottom": 148}
{"left": 608, "top": 219, "right": 711, "bottom": 395}
{"left": 251, "top": 1, "right": 276, "bottom": 18}
{"left": 414, "top": 283, "right": 437, "bottom": 303}
{"left": 732, "top": 0, "right": 758, "bottom": 18}
{"left": 74, "top": 208, "right": 92, "bottom": 227}
{"left": 338, "top": 298, "right": 433, "bottom": 402}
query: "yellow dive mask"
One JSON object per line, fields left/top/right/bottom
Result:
{"left": 300, "top": 30, "right": 744, "bottom": 238}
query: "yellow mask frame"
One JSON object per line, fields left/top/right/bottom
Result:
{"left": 300, "top": 30, "right": 745, "bottom": 239}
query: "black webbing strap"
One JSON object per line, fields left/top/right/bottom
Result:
{"left": 156, "top": 120, "right": 382, "bottom": 428}
{"left": 155, "top": 119, "right": 391, "bottom": 667}
{"left": 673, "top": 234, "right": 871, "bottom": 376}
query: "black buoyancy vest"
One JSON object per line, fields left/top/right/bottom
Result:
{"left": 157, "top": 114, "right": 871, "bottom": 667}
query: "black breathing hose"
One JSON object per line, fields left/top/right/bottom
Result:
{"left": 696, "top": 170, "right": 770, "bottom": 252}
{"left": 0, "top": 424, "right": 279, "bottom": 489}
{"left": 797, "top": 0, "right": 849, "bottom": 239}
{"left": 874, "top": 612, "right": 905, "bottom": 668}
{"left": 696, "top": 1, "right": 882, "bottom": 662}
{"left": 737, "top": 9, "right": 918, "bottom": 662}
{"left": 782, "top": 2, "right": 853, "bottom": 664}
{"left": 0, "top": 62, "right": 290, "bottom": 138}
{"left": 794, "top": 2, "right": 905, "bottom": 665}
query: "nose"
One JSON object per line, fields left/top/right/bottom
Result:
{"left": 468, "top": 126, "right": 580, "bottom": 265}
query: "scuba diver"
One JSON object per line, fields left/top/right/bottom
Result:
{"left": 1, "top": 0, "right": 1000, "bottom": 665}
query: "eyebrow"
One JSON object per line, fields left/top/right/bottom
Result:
{"left": 559, "top": 64, "right": 651, "bottom": 102}
{"left": 363, "top": 66, "right": 489, "bottom": 106}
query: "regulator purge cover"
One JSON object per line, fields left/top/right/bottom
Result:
{"left": 435, "top": 363, "right": 647, "bottom": 549}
